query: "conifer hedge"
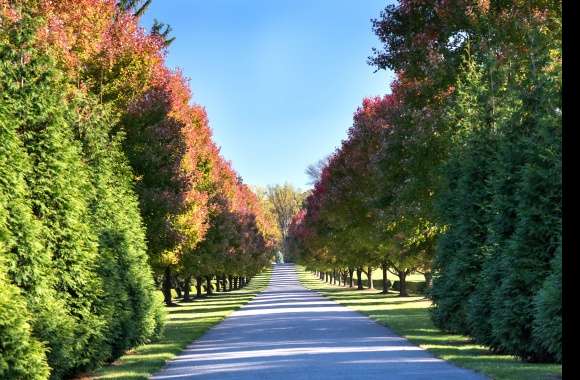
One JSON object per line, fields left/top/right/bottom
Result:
{"left": 431, "top": 18, "right": 561, "bottom": 362}
{"left": 0, "top": 5, "right": 164, "bottom": 378}
{"left": 1, "top": 2, "right": 272, "bottom": 378}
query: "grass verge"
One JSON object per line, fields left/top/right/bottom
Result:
{"left": 296, "top": 265, "right": 561, "bottom": 380}
{"left": 87, "top": 268, "right": 272, "bottom": 380}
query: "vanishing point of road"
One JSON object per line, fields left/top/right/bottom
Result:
{"left": 151, "top": 264, "right": 486, "bottom": 380}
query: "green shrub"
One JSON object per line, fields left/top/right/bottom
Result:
{"left": 0, "top": 261, "right": 50, "bottom": 380}
{"left": 151, "top": 292, "right": 168, "bottom": 340}
{"left": 533, "top": 246, "right": 562, "bottom": 362}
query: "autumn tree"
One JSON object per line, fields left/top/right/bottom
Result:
{"left": 262, "top": 183, "right": 305, "bottom": 262}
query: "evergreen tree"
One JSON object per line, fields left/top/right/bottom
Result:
{"left": 72, "top": 95, "right": 165, "bottom": 358}
{"left": 0, "top": 10, "right": 97, "bottom": 378}
{"left": 533, "top": 246, "right": 562, "bottom": 362}
{"left": 17, "top": 50, "right": 107, "bottom": 379}
{"left": 0, "top": 260, "right": 49, "bottom": 380}
{"left": 431, "top": 54, "right": 496, "bottom": 333}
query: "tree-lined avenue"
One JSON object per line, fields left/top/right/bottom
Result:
{"left": 151, "top": 264, "right": 486, "bottom": 380}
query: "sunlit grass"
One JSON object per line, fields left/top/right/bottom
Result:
{"left": 88, "top": 268, "right": 272, "bottom": 380}
{"left": 297, "top": 265, "right": 561, "bottom": 380}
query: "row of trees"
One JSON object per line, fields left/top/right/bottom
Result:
{"left": 0, "top": 1, "right": 275, "bottom": 379}
{"left": 289, "top": 0, "right": 561, "bottom": 363}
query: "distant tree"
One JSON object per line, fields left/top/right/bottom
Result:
{"left": 264, "top": 184, "right": 305, "bottom": 261}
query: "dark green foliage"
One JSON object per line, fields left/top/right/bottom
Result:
{"left": 118, "top": 0, "right": 152, "bottom": 17}
{"left": 151, "top": 19, "right": 176, "bottom": 47}
{"left": 533, "top": 246, "right": 562, "bottom": 362}
{"left": 431, "top": 56, "right": 497, "bottom": 334}
{"left": 432, "top": 24, "right": 561, "bottom": 362}
{"left": 489, "top": 89, "right": 561, "bottom": 361}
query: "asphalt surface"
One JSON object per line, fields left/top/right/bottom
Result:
{"left": 151, "top": 263, "right": 486, "bottom": 380}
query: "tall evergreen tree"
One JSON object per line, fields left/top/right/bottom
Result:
{"left": 72, "top": 95, "right": 165, "bottom": 358}
{"left": 0, "top": 9, "right": 97, "bottom": 378}
{"left": 0, "top": 259, "right": 49, "bottom": 380}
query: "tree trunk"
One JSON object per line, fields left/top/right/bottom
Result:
{"left": 228, "top": 275, "right": 233, "bottom": 291}
{"left": 215, "top": 275, "right": 221, "bottom": 292}
{"left": 234, "top": 276, "right": 239, "bottom": 289}
{"left": 349, "top": 268, "right": 354, "bottom": 288}
{"left": 367, "top": 266, "right": 373, "bottom": 289}
{"left": 206, "top": 276, "right": 213, "bottom": 295}
{"left": 195, "top": 276, "right": 203, "bottom": 298}
{"left": 424, "top": 271, "right": 433, "bottom": 290}
{"left": 183, "top": 275, "right": 192, "bottom": 301}
{"left": 381, "top": 263, "right": 389, "bottom": 294}
{"left": 162, "top": 266, "right": 173, "bottom": 306}
{"left": 356, "top": 267, "right": 363, "bottom": 290}
{"left": 175, "top": 283, "right": 182, "bottom": 299}
{"left": 398, "top": 270, "right": 408, "bottom": 297}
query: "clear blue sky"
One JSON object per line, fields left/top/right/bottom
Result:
{"left": 140, "top": 0, "right": 394, "bottom": 191}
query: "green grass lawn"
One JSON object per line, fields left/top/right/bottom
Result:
{"left": 87, "top": 268, "right": 272, "bottom": 380}
{"left": 297, "top": 266, "right": 561, "bottom": 380}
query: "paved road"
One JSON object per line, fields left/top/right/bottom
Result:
{"left": 151, "top": 264, "right": 486, "bottom": 380}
